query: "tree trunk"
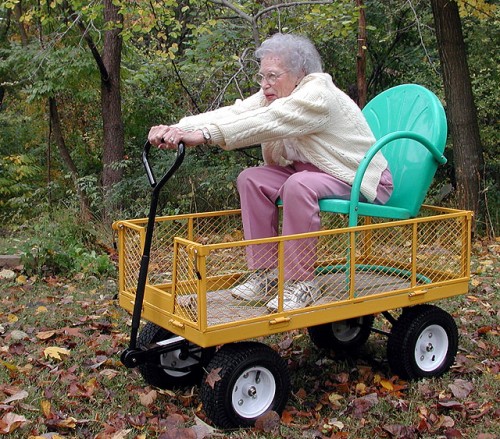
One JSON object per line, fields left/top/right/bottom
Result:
{"left": 430, "top": 0, "right": 484, "bottom": 226}
{"left": 356, "top": 0, "right": 367, "bottom": 108}
{"left": 101, "top": 0, "right": 124, "bottom": 221}
{"left": 49, "top": 97, "right": 92, "bottom": 221}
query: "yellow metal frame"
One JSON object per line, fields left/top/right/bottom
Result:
{"left": 113, "top": 205, "right": 472, "bottom": 348}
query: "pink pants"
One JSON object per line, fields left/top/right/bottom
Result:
{"left": 237, "top": 162, "right": 393, "bottom": 281}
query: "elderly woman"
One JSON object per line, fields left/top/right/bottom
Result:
{"left": 148, "top": 33, "right": 393, "bottom": 311}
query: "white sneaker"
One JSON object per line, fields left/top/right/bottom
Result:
{"left": 231, "top": 270, "right": 278, "bottom": 302}
{"left": 266, "top": 280, "right": 319, "bottom": 311}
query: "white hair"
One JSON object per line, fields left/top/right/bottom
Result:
{"left": 255, "top": 33, "right": 323, "bottom": 75}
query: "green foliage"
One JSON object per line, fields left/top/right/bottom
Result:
{"left": 0, "top": 154, "right": 41, "bottom": 208}
{"left": 17, "top": 211, "right": 116, "bottom": 278}
{"left": 0, "top": 0, "right": 498, "bottom": 236}
{"left": 461, "top": 6, "right": 499, "bottom": 236}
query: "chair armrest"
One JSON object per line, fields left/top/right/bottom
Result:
{"left": 347, "top": 131, "right": 447, "bottom": 226}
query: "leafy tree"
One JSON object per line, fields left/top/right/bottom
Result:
{"left": 0, "top": 0, "right": 497, "bottom": 236}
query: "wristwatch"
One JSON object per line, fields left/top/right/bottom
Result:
{"left": 201, "top": 127, "right": 212, "bottom": 145}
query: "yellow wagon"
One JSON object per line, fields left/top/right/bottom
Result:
{"left": 114, "top": 85, "right": 473, "bottom": 428}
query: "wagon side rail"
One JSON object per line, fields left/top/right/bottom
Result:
{"left": 119, "top": 207, "right": 473, "bottom": 347}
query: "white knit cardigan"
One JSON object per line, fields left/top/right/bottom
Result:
{"left": 176, "top": 73, "right": 387, "bottom": 202}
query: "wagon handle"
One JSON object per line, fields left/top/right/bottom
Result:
{"left": 124, "top": 141, "right": 185, "bottom": 359}
{"left": 142, "top": 140, "right": 186, "bottom": 190}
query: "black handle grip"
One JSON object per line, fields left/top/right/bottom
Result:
{"left": 142, "top": 141, "right": 186, "bottom": 190}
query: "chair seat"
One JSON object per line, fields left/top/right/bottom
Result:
{"left": 278, "top": 197, "right": 412, "bottom": 220}
{"left": 318, "top": 198, "right": 411, "bottom": 220}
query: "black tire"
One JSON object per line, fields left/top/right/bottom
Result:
{"left": 308, "top": 315, "right": 375, "bottom": 351}
{"left": 200, "top": 342, "right": 291, "bottom": 428}
{"left": 387, "top": 305, "right": 458, "bottom": 379}
{"left": 137, "top": 322, "right": 215, "bottom": 389}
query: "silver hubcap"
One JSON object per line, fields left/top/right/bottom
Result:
{"left": 414, "top": 324, "right": 449, "bottom": 372}
{"left": 232, "top": 367, "right": 276, "bottom": 418}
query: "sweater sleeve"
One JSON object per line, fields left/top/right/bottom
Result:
{"left": 175, "top": 77, "right": 331, "bottom": 150}
{"left": 175, "top": 92, "right": 266, "bottom": 144}
{"left": 212, "top": 82, "right": 331, "bottom": 150}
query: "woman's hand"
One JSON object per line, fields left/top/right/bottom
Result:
{"left": 148, "top": 125, "right": 205, "bottom": 149}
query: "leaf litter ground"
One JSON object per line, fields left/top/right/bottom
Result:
{"left": 0, "top": 239, "right": 499, "bottom": 438}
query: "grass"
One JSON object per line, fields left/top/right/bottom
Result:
{"left": 0, "top": 239, "right": 499, "bottom": 438}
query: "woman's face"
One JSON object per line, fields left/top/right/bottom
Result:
{"left": 258, "top": 56, "right": 302, "bottom": 102}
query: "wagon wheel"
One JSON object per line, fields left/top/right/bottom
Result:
{"left": 137, "top": 322, "right": 215, "bottom": 389}
{"left": 387, "top": 305, "right": 458, "bottom": 379}
{"left": 307, "top": 315, "right": 375, "bottom": 351}
{"left": 200, "top": 341, "right": 291, "bottom": 428}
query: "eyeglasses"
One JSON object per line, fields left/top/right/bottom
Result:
{"left": 254, "top": 70, "right": 289, "bottom": 86}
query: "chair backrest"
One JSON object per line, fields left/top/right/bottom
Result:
{"left": 362, "top": 84, "right": 447, "bottom": 217}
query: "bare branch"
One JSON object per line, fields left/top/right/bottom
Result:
{"left": 208, "top": 0, "right": 334, "bottom": 46}
{"left": 405, "top": 0, "right": 439, "bottom": 75}
{"left": 75, "top": 16, "right": 109, "bottom": 81}
{"left": 208, "top": 0, "right": 253, "bottom": 23}
{"left": 254, "top": 0, "right": 333, "bottom": 22}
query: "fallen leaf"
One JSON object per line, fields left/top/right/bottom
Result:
{"left": 0, "top": 360, "right": 19, "bottom": 372}
{"left": 193, "top": 415, "right": 216, "bottom": 434}
{"left": 448, "top": 379, "right": 473, "bottom": 399}
{"left": 63, "top": 327, "right": 85, "bottom": 338}
{"left": 7, "top": 314, "right": 19, "bottom": 323}
{"left": 380, "top": 379, "right": 394, "bottom": 391}
{"left": 164, "top": 413, "right": 185, "bottom": 428}
{"left": 109, "top": 429, "right": 132, "bottom": 439}
{"left": 382, "top": 424, "right": 417, "bottom": 438}
{"left": 158, "top": 427, "right": 197, "bottom": 439}
{"left": 254, "top": 411, "right": 280, "bottom": 433}
{"left": 45, "top": 416, "right": 78, "bottom": 429}
{"left": 329, "top": 419, "right": 345, "bottom": 430}
{"left": 99, "top": 369, "right": 119, "bottom": 379}
{"left": 16, "top": 275, "right": 28, "bottom": 284}
{"left": 294, "top": 388, "right": 307, "bottom": 400}
{"left": 280, "top": 409, "right": 293, "bottom": 425}
{"left": 355, "top": 382, "right": 367, "bottom": 395}
{"left": 444, "top": 428, "right": 464, "bottom": 438}
{"left": 139, "top": 389, "right": 157, "bottom": 407}
{"left": 30, "top": 434, "right": 66, "bottom": 439}
{"left": 328, "top": 393, "right": 344, "bottom": 408}
{"left": 477, "top": 326, "right": 493, "bottom": 335}
{"left": 41, "top": 399, "right": 52, "bottom": 418}
{"left": 349, "top": 393, "right": 378, "bottom": 418}
{"left": 204, "top": 367, "right": 222, "bottom": 389}
{"left": 435, "top": 414, "right": 455, "bottom": 429}
{"left": 2, "top": 390, "right": 28, "bottom": 404}
{"left": 469, "top": 401, "right": 493, "bottom": 420}
{"left": 43, "top": 346, "right": 71, "bottom": 360}
{"left": 438, "top": 400, "right": 464, "bottom": 411}
{"left": 36, "top": 330, "right": 57, "bottom": 340}
{"left": 0, "top": 412, "right": 28, "bottom": 433}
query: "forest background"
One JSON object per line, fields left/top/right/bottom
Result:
{"left": 0, "top": 0, "right": 498, "bottom": 278}
{"left": 0, "top": 1, "right": 499, "bottom": 438}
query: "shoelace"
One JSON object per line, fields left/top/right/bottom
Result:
{"left": 248, "top": 272, "right": 277, "bottom": 295}
{"left": 283, "top": 282, "right": 316, "bottom": 304}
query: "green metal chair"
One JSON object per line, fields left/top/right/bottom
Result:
{"left": 319, "top": 83, "right": 448, "bottom": 226}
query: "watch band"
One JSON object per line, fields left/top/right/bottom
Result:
{"left": 201, "top": 127, "right": 212, "bottom": 145}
